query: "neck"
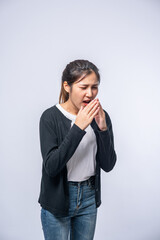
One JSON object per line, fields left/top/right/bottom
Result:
{"left": 60, "top": 100, "right": 78, "bottom": 115}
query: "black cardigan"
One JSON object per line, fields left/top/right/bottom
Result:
{"left": 38, "top": 105, "right": 117, "bottom": 216}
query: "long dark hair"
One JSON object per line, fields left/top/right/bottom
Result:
{"left": 59, "top": 59, "right": 100, "bottom": 103}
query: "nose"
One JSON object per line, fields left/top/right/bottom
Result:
{"left": 86, "top": 88, "right": 93, "bottom": 97}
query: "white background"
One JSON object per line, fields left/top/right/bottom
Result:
{"left": 1, "top": 0, "right": 160, "bottom": 239}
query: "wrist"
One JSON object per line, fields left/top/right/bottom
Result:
{"left": 74, "top": 122, "right": 84, "bottom": 131}
{"left": 100, "top": 126, "right": 108, "bottom": 131}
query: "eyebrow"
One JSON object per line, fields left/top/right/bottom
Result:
{"left": 79, "top": 82, "right": 99, "bottom": 86}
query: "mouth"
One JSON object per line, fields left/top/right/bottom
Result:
{"left": 82, "top": 100, "right": 92, "bottom": 105}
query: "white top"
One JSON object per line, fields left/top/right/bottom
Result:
{"left": 56, "top": 103, "right": 97, "bottom": 181}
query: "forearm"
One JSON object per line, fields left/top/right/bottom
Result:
{"left": 96, "top": 129, "right": 117, "bottom": 172}
{"left": 96, "top": 110, "right": 117, "bottom": 172}
{"left": 40, "top": 119, "right": 86, "bottom": 177}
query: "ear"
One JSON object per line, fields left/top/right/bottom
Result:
{"left": 63, "top": 81, "right": 71, "bottom": 93}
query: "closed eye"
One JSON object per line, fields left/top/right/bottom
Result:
{"left": 80, "top": 87, "right": 98, "bottom": 89}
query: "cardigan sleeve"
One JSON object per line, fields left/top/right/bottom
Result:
{"left": 95, "top": 109, "right": 117, "bottom": 172}
{"left": 39, "top": 114, "right": 86, "bottom": 178}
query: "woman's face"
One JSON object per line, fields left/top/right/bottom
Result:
{"left": 66, "top": 71, "right": 99, "bottom": 114}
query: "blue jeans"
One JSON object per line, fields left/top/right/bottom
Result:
{"left": 41, "top": 176, "right": 97, "bottom": 240}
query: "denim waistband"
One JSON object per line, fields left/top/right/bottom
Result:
{"left": 68, "top": 175, "right": 95, "bottom": 186}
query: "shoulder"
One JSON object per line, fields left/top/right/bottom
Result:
{"left": 40, "top": 104, "right": 59, "bottom": 122}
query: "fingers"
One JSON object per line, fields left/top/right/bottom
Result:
{"left": 79, "top": 105, "right": 85, "bottom": 113}
{"left": 88, "top": 101, "right": 100, "bottom": 118}
{"left": 79, "top": 98, "right": 101, "bottom": 120}
{"left": 84, "top": 99, "right": 99, "bottom": 113}
{"left": 92, "top": 106, "right": 100, "bottom": 117}
{"left": 98, "top": 100, "right": 102, "bottom": 110}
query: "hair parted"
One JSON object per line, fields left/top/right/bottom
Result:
{"left": 59, "top": 59, "right": 100, "bottom": 104}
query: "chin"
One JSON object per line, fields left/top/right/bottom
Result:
{"left": 75, "top": 104, "right": 80, "bottom": 111}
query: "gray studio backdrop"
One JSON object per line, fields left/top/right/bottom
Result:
{"left": 1, "top": 0, "right": 160, "bottom": 239}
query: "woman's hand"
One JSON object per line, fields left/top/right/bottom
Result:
{"left": 74, "top": 99, "right": 100, "bottom": 130}
{"left": 94, "top": 99, "right": 108, "bottom": 131}
{"left": 75, "top": 98, "right": 107, "bottom": 131}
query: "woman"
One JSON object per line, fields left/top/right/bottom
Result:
{"left": 38, "top": 59, "right": 117, "bottom": 240}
